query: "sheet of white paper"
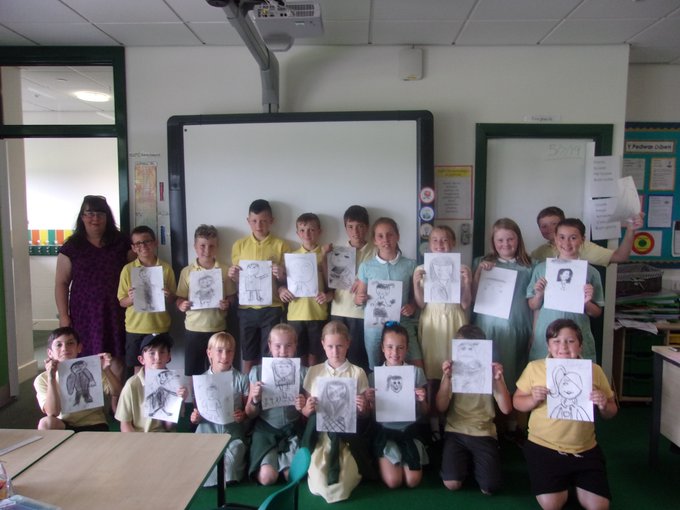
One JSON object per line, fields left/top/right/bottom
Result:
{"left": 546, "top": 358, "right": 594, "bottom": 422}
{"left": 238, "top": 260, "right": 272, "bottom": 306}
{"left": 647, "top": 195, "right": 673, "bottom": 228}
{"left": 189, "top": 268, "right": 223, "bottom": 310}
{"left": 132, "top": 265, "right": 165, "bottom": 312}
{"left": 588, "top": 154, "right": 621, "bottom": 198}
{"left": 473, "top": 266, "right": 517, "bottom": 320}
{"left": 193, "top": 371, "right": 233, "bottom": 425}
{"left": 610, "top": 176, "right": 642, "bottom": 222}
{"left": 622, "top": 158, "right": 645, "bottom": 190}
{"left": 650, "top": 158, "right": 675, "bottom": 190}
{"left": 423, "top": 252, "right": 460, "bottom": 304}
{"left": 589, "top": 198, "right": 621, "bottom": 241}
{"left": 285, "top": 253, "right": 318, "bottom": 298}
{"left": 616, "top": 319, "right": 659, "bottom": 334}
{"left": 261, "top": 357, "right": 301, "bottom": 410}
{"left": 366, "top": 280, "right": 403, "bottom": 328}
{"left": 374, "top": 365, "right": 416, "bottom": 423}
{"left": 327, "top": 246, "right": 356, "bottom": 290}
{"left": 451, "top": 339, "right": 493, "bottom": 395}
{"left": 544, "top": 259, "right": 588, "bottom": 314}
{"left": 57, "top": 355, "right": 105, "bottom": 415}
{"left": 314, "top": 377, "right": 357, "bottom": 433}
{"left": 144, "top": 369, "right": 183, "bottom": 423}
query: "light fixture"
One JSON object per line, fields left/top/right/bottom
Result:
{"left": 73, "top": 90, "right": 111, "bottom": 102}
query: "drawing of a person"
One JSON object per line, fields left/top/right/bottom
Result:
{"left": 328, "top": 249, "right": 354, "bottom": 289}
{"left": 194, "top": 273, "right": 216, "bottom": 307}
{"left": 146, "top": 370, "right": 178, "bottom": 417}
{"left": 66, "top": 360, "right": 96, "bottom": 405}
{"left": 244, "top": 262, "right": 267, "bottom": 302}
{"left": 370, "top": 282, "right": 396, "bottom": 326}
{"left": 429, "top": 256, "right": 455, "bottom": 302}
{"left": 289, "top": 259, "right": 316, "bottom": 296}
{"left": 549, "top": 366, "right": 589, "bottom": 421}
{"left": 137, "top": 267, "right": 156, "bottom": 311}
{"left": 556, "top": 268, "right": 573, "bottom": 291}
{"left": 453, "top": 341, "right": 485, "bottom": 393}
{"left": 271, "top": 358, "right": 296, "bottom": 392}
{"left": 386, "top": 374, "right": 403, "bottom": 393}
{"left": 201, "top": 383, "right": 223, "bottom": 423}
{"left": 321, "top": 380, "right": 350, "bottom": 432}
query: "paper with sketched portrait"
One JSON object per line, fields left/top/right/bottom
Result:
{"left": 144, "top": 368, "right": 184, "bottom": 423}
{"left": 424, "top": 252, "right": 460, "bottom": 304}
{"left": 193, "top": 371, "right": 234, "bottom": 425}
{"left": 132, "top": 265, "right": 165, "bottom": 312}
{"left": 189, "top": 268, "right": 223, "bottom": 310}
{"left": 285, "top": 253, "right": 318, "bottom": 298}
{"left": 366, "top": 280, "right": 402, "bottom": 328}
{"left": 473, "top": 266, "right": 517, "bottom": 320}
{"left": 374, "top": 365, "right": 415, "bottom": 423}
{"left": 238, "top": 260, "right": 272, "bottom": 306}
{"left": 314, "top": 377, "right": 357, "bottom": 433}
{"left": 327, "top": 246, "right": 356, "bottom": 290}
{"left": 451, "top": 339, "right": 493, "bottom": 395}
{"left": 261, "top": 357, "right": 301, "bottom": 410}
{"left": 544, "top": 258, "right": 588, "bottom": 314}
{"left": 546, "top": 358, "right": 593, "bottom": 422}
{"left": 58, "top": 355, "right": 105, "bottom": 415}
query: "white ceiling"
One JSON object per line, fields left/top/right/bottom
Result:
{"left": 4, "top": 0, "right": 680, "bottom": 116}
{"left": 1, "top": 0, "right": 679, "bottom": 65}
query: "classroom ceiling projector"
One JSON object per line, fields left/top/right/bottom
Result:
{"left": 248, "top": 1, "right": 323, "bottom": 51}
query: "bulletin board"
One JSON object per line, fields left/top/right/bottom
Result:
{"left": 167, "top": 111, "right": 434, "bottom": 274}
{"left": 624, "top": 122, "right": 680, "bottom": 263}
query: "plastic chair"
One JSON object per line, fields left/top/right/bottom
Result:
{"left": 257, "top": 447, "right": 311, "bottom": 510}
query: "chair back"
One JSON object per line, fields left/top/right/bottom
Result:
{"left": 257, "top": 447, "right": 311, "bottom": 510}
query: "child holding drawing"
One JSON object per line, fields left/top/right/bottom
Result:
{"left": 246, "top": 324, "right": 308, "bottom": 486}
{"left": 413, "top": 225, "right": 471, "bottom": 434}
{"left": 526, "top": 218, "right": 604, "bottom": 362}
{"left": 365, "top": 322, "right": 429, "bottom": 489}
{"left": 513, "top": 319, "right": 617, "bottom": 510}
{"left": 191, "top": 332, "right": 250, "bottom": 486}
{"left": 301, "top": 321, "right": 370, "bottom": 503}
{"left": 436, "top": 325, "right": 512, "bottom": 495}
{"left": 354, "top": 217, "right": 422, "bottom": 370}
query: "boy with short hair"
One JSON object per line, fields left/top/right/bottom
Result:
{"left": 115, "top": 332, "right": 187, "bottom": 432}
{"left": 176, "top": 224, "right": 237, "bottom": 376}
{"left": 118, "top": 225, "right": 177, "bottom": 376}
{"left": 34, "top": 326, "right": 122, "bottom": 431}
{"left": 278, "top": 213, "right": 333, "bottom": 366}
{"left": 530, "top": 206, "right": 643, "bottom": 265}
{"left": 329, "top": 205, "right": 374, "bottom": 371}
{"left": 228, "top": 199, "right": 290, "bottom": 375}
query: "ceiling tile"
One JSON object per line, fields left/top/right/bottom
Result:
{"left": 373, "top": 0, "right": 476, "bottom": 21}
{"left": 629, "top": 44, "right": 680, "bottom": 64}
{"left": 543, "top": 18, "right": 657, "bottom": 45}
{"left": 456, "top": 20, "right": 557, "bottom": 45}
{"left": 187, "top": 22, "right": 244, "bottom": 45}
{"left": 1, "top": 22, "right": 120, "bottom": 45}
{"left": 297, "top": 20, "right": 370, "bottom": 45}
{"left": 165, "top": 0, "right": 231, "bottom": 23}
{"left": 470, "top": 0, "right": 581, "bottom": 20}
{"left": 62, "top": 0, "right": 180, "bottom": 23}
{"left": 630, "top": 16, "right": 680, "bottom": 45}
{"left": 95, "top": 22, "right": 202, "bottom": 46}
{"left": 0, "top": 25, "right": 36, "bottom": 45}
{"left": 372, "top": 20, "right": 463, "bottom": 45}
{"left": 317, "top": 0, "right": 371, "bottom": 20}
{"left": 571, "top": 0, "right": 680, "bottom": 19}
{"left": 0, "top": 0, "right": 85, "bottom": 23}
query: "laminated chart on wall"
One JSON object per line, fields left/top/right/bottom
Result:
{"left": 624, "top": 123, "right": 680, "bottom": 264}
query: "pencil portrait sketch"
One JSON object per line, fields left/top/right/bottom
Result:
{"left": 193, "top": 371, "right": 234, "bottom": 425}
{"left": 424, "top": 252, "right": 461, "bottom": 304}
{"left": 544, "top": 258, "right": 588, "bottom": 314}
{"left": 132, "top": 265, "right": 165, "bottom": 312}
{"left": 327, "top": 246, "right": 356, "bottom": 290}
{"left": 315, "top": 377, "right": 357, "bottom": 434}
{"left": 58, "top": 355, "right": 105, "bottom": 414}
{"left": 556, "top": 268, "right": 573, "bottom": 291}
{"left": 451, "top": 339, "right": 493, "bottom": 395}
{"left": 144, "top": 368, "right": 183, "bottom": 423}
{"left": 285, "top": 253, "right": 318, "bottom": 298}
{"left": 374, "top": 365, "right": 416, "bottom": 423}
{"left": 238, "top": 260, "right": 273, "bottom": 306}
{"left": 366, "top": 280, "right": 402, "bottom": 328}
{"left": 546, "top": 358, "right": 594, "bottom": 422}
{"left": 262, "top": 357, "right": 301, "bottom": 409}
{"left": 189, "top": 268, "right": 223, "bottom": 310}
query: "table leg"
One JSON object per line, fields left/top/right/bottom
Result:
{"left": 217, "top": 455, "right": 225, "bottom": 507}
{"left": 649, "top": 353, "right": 662, "bottom": 466}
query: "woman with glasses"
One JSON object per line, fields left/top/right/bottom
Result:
{"left": 55, "top": 195, "right": 133, "bottom": 368}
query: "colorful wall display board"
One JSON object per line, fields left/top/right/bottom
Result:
{"left": 623, "top": 123, "right": 680, "bottom": 264}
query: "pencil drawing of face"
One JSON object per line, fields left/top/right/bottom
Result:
{"left": 325, "top": 380, "right": 349, "bottom": 412}
{"left": 330, "top": 249, "right": 351, "bottom": 269}
{"left": 246, "top": 263, "right": 260, "bottom": 276}
{"left": 557, "top": 268, "right": 573, "bottom": 290}
{"left": 199, "top": 274, "right": 214, "bottom": 289}
{"left": 386, "top": 375, "right": 403, "bottom": 393}
{"left": 552, "top": 366, "right": 583, "bottom": 400}
{"left": 290, "top": 259, "right": 315, "bottom": 282}
{"left": 549, "top": 365, "right": 589, "bottom": 421}
{"left": 430, "top": 256, "right": 454, "bottom": 282}
{"left": 271, "top": 358, "right": 295, "bottom": 390}
{"left": 457, "top": 341, "right": 478, "bottom": 362}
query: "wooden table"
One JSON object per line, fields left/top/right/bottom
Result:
{"left": 0, "top": 429, "right": 74, "bottom": 478}
{"left": 649, "top": 345, "right": 680, "bottom": 466}
{"left": 12, "top": 432, "right": 230, "bottom": 509}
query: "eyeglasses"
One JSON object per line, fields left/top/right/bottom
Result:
{"left": 385, "top": 321, "right": 401, "bottom": 327}
{"left": 132, "top": 239, "right": 154, "bottom": 247}
{"left": 82, "top": 211, "right": 106, "bottom": 218}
